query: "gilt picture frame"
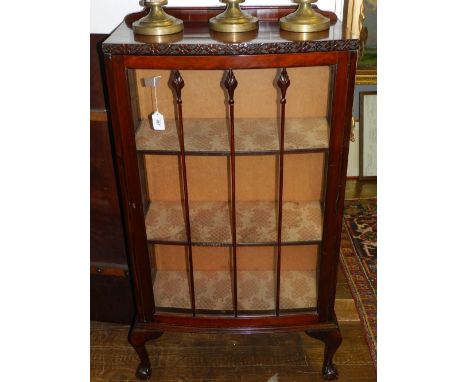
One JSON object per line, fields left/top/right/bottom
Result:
{"left": 343, "top": 0, "right": 377, "bottom": 84}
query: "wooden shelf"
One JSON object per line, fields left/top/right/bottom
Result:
{"left": 135, "top": 117, "right": 329, "bottom": 155}
{"left": 153, "top": 269, "right": 317, "bottom": 311}
{"left": 145, "top": 200, "right": 322, "bottom": 246}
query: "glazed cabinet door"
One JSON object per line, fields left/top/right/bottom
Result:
{"left": 122, "top": 63, "right": 338, "bottom": 319}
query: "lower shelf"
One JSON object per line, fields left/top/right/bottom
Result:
{"left": 153, "top": 270, "right": 317, "bottom": 312}
{"left": 145, "top": 200, "right": 322, "bottom": 245}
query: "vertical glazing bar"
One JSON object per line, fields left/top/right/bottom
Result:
{"left": 224, "top": 69, "right": 238, "bottom": 317}
{"left": 171, "top": 70, "right": 196, "bottom": 316}
{"left": 276, "top": 68, "right": 290, "bottom": 316}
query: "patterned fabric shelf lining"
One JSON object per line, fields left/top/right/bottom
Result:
{"left": 154, "top": 270, "right": 317, "bottom": 311}
{"left": 145, "top": 200, "right": 323, "bottom": 245}
{"left": 136, "top": 117, "right": 329, "bottom": 155}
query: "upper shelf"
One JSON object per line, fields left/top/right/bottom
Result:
{"left": 136, "top": 117, "right": 329, "bottom": 155}
{"left": 102, "top": 20, "right": 360, "bottom": 57}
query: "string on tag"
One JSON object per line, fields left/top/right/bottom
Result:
{"left": 151, "top": 86, "right": 159, "bottom": 113}
{"left": 143, "top": 75, "right": 165, "bottom": 131}
{"left": 144, "top": 75, "right": 161, "bottom": 113}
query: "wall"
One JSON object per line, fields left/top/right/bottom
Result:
{"left": 91, "top": 0, "right": 344, "bottom": 33}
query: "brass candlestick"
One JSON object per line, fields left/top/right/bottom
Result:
{"left": 133, "top": 0, "right": 183, "bottom": 36}
{"left": 210, "top": 29, "right": 258, "bottom": 43}
{"left": 209, "top": 0, "right": 258, "bottom": 33}
{"left": 280, "top": 0, "right": 330, "bottom": 33}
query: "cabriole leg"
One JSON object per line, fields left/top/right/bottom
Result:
{"left": 128, "top": 326, "right": 163, "bottom": 380}
{"left": 306, "top": 327, "right": 342, "bottom": 380}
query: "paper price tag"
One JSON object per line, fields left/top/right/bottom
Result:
{"left": 151, "top": 111, "right": 165, "bottom": 131}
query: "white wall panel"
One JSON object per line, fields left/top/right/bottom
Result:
{"left": 91, "top": 0, "right": 343, "bottom": 33}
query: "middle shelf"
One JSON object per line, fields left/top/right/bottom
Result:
{"left": 145, "top": 200, "right": 323, "bottom": 246}
{"left": 135, "top": 117, "right": 329, "bottom": 155}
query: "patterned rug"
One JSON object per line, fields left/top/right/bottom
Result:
{"left": 340, "top": 198, "right": 377, "bottom": 368}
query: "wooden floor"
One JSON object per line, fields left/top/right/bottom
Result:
{"left": 91, "top": 179, "right": 377, "bottom": 381}
{"left": 344, "top": 179, "right": 377, "bottom": 200}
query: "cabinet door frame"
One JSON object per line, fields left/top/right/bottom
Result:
{"left": 104, "top": 51, "right": 356, "bottom": 324}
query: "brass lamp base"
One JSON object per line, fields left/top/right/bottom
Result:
{"left": 133, "top": 0, "right": 183, "bottom": 36}
{"left": 209, "top": 0, "right": 258, "bottom": 33}
{"left": 280, "top": 0, "right": 330, "bottom": 33}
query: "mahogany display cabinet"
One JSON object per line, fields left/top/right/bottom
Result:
{"left": 102, "top": 7, "right": 358, "bottom": 380}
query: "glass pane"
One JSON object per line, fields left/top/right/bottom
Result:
{"left": 237, "top": 246, "right": 276, "bottom": 315}
{"left": 186, "top": 156, "right": 231, "bottom": 246}
{"left": 193, "top": 246, "right": 233, "bottom": 316}
{"left": 280, "top": 245, "right": 318, "bottom": 312}
{"left": 236, "top": 155, "right": 277, "bottom": 245}
{"left": 282, "top": 153, "right": 325, "bottom": 244}
{"left": 144, "top": 154, "right": 186, "bottom": 244}
{"left": 153, "top": 244, "right": 191, "bottom": 312}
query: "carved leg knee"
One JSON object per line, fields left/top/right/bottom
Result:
{"left": 306, "top": 327, "right": 342, "bottom": 380}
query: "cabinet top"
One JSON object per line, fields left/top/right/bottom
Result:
{"left": 102, "top": 20, "right": 359, "bottom": 57}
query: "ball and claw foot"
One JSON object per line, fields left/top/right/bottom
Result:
{"left": 136, "top": 363, "right": 151, "bottom": 380}
{"left": 322, "top": 363, "right": 339, "bottom": 380}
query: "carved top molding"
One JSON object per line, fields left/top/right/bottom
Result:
{"left": 102, "top": 21, "right": 359, "bottom": 57}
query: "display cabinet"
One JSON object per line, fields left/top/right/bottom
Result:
{"left": 103, "top": 7, "right": 358, "bottom": 380}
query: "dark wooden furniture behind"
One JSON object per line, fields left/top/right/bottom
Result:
{"left": 102, "top": 7, "right": 358, "bottom": 380}
{"left": 90, "top": 34, "right": 134, "bottom": 323}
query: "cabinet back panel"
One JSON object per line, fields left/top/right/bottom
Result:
{"left": 187, "top": 156, "right": 230, "bottom": 202}
{"left": 133, "top": 67, "right": 329, "bottom": 120}
{"left": 145, "top": 154, "right": 324, "bottom": 202}
{"left": 236, "top": 156, "right": 276, "bottom": 201}
{"left": 153, "top": 245, "right": 318, "bottom": 271}
{"left": 145, "top": 155, "right": 182, "bottom": 202}
{"left": 283, "top": 153, "right": 324, "bottom": 201}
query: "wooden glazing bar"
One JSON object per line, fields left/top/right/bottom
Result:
{"left": 137, "top": 153, "right": 150, "bottom": 215}
{"left": 224, "top": 69, "right": 238, "bottom": 317}
{"left": 171, "top": 70, "right": 196, "bottom": 316}
{"left": 137, "top": 148, "right": 329, "bottom": 156}
{"left": 147, "top": 239, "right": 323, "bottom": 247}
{"left": 275, "top": 68, "right": 291, "bottom": 316}
{"left": 154, "top": 307, "right": 317, "bottom": 316}
{"left": 320, "top": 150, "right": 329, "bottom": 211}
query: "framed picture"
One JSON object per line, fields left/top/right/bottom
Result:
{"left": 359, "top": 91, "right": 377, "bottom": 179}
{"left": 342, "top": 0, "right": 377, "bottom": 84}
{"left": 358, "top": 0, "right": 377, "bottom": 70}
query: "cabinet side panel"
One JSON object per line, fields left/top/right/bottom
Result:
{"left": 90, "top": 120, "right": 127, "bottom": 264}
{"left": 90, "top": 274, "right": 134, "bottom": 324}
{"left": 90, "top": 34, "right": 108, "bottom": 110}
